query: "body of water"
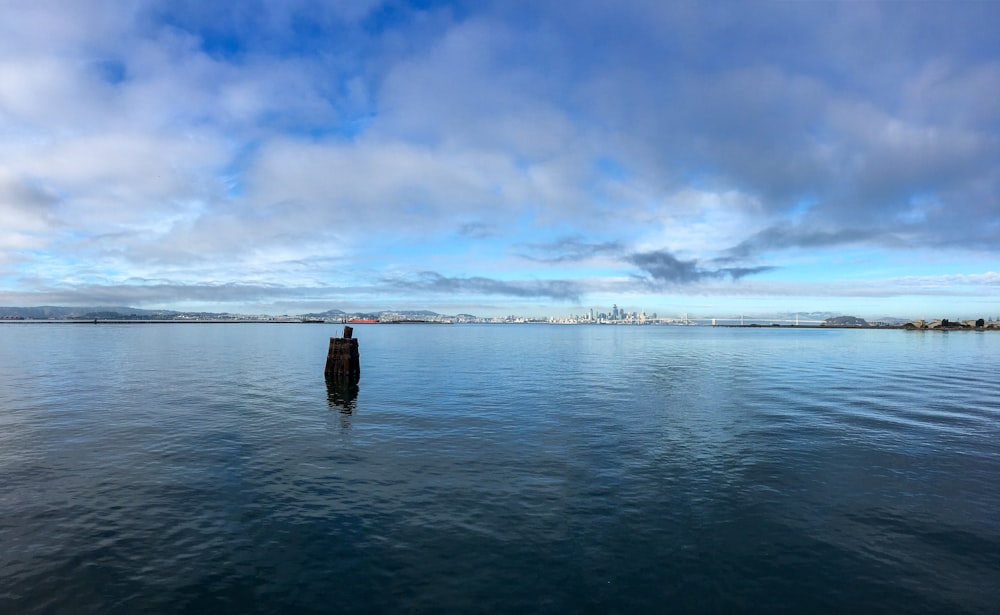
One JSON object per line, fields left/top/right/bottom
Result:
{"left": 1, "top": 323, "right": 998, "bottom": 613}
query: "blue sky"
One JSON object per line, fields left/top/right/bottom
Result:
{"left": 0, "top": 0, "right": 997, "bottom": 319}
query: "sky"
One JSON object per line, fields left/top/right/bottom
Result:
{"left": 1, "top": 0, "right": 998, "bottom": 319}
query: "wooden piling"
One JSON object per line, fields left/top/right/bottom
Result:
{"left": 325, "top": 326, "right": 360, "bottom": 382}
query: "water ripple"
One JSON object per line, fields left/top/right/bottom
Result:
{"left": 1, "top": 324, "right": 997, "bottom": 613}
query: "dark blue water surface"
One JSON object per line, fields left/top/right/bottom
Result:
{"left": 1, "top": 323, "right": 998, "bottom": 613}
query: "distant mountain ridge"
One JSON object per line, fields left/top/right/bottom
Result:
{"left": 824, "top": 315, "right": 868, "bottom": 326}
{"left": 302, "top": 309, "right": 346, "bottom": 317}
{"left": 0, "top": 306, "right": 456, "bottom": 321}
{"left": 0, "top": 306, "right": 179, "bottom": 319}
{"left": 2, "top": 306, "right": 914, "bottom": 323}
{"left": 302, "top": 309, "right": 442, "bottom": 319}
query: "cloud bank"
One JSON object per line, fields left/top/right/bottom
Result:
{"left": 0, "top": 0, "right": 997, "bottom": 316}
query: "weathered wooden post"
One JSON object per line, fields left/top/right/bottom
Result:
{"left": 325, "top": 326, "right": 360, "bottom": 383}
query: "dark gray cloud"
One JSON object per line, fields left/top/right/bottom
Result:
{"left": 628, "top": 250, "right": 775, "bottom": 284}
{"left": 724, "top": 266, "right": 779, "bottom": 281}
{"left": 515, "top": 237, "right": 625, "bottom": 263}
{"left": 722, "top": 226, "right": 886, "bottom": 260}
{"left": 383, "top": 272, "right": 582, "bottom": 302}
{"left": 1, "top": 275, "right": 583, "bottom": 310}
{"left": 457, "top": 222, "right": 496, "bottom": 239}
{"left": 0, "top": 173, "right": 60, "bottom": 209}
{"left": 0, "top": 281, "right": 322, "bottom": 307}
{"left": 522, "top": 1, "right": 1000, "bottom": 252}
{"left": 628, "top": 251, "right": 703, "bottom": 283}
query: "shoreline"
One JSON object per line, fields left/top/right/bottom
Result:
{"left": 1, "top": 319, "right": 996, "bottom": 330}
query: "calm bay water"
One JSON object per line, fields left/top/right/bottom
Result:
{"left": 1, "top": 323, "right": 998, "bottom": 613}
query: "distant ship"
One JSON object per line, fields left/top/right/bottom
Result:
{"left": 301, "top": 318, "right": 325, "bottom": 323}
{"left": 347, "top": 318, "right": 379, "bottom": 324}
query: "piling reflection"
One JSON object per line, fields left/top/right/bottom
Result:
{"left": 326, "top": 377, "right": 359, "bottom": 414}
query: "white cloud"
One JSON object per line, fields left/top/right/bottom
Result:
{"left": 0, "top": 0, "right": 997, "bottom": 315}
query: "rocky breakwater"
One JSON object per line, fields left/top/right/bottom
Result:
{"left": 903, "top": 318, "right": 998, "bottom": 330}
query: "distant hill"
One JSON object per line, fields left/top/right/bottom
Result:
{"left": 0, "top": 306, "right": 471, "bottom": 321}
{"left": 0, "top": 306, "right": 179, "bottom": 319}
{"left": 304, "top": 309, "right": 445, "bottom": 318}
{"left": 824, "top": 315, "right": 868, "bottom": 326}
{"left": 302, "top": 309, "right": 347, "bottom": 318}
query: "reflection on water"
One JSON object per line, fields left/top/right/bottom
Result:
{"left": 325, "top": 377, "right": 359, "bottom": 414}
{"left": 0, "top": 324, "right": 997, "bottom": 613}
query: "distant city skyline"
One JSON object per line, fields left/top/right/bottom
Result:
{"left": 1, "top": 1, "right": 997, "bottom": 319}
{"left": 6, "top": 302, "right": 995, "bottom": 327}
